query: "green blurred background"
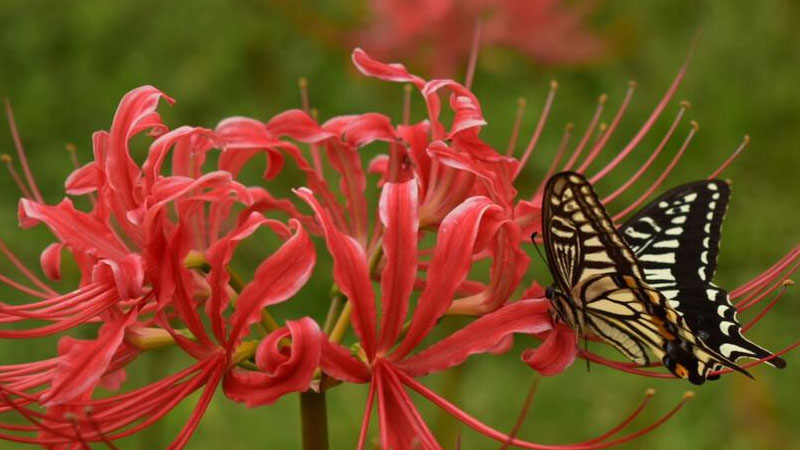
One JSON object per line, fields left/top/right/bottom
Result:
{"left": 1, "top": 1, "right": 799, "bottom": 449}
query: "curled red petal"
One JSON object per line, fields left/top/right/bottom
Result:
{"left": 19, "top": 198, "right": 129, "bottom": 261}
{"left": 396, "top": 299, "right": 552, "bottom": 377}
{"left": 206, "top": 212, "right": 272, "bottom": 344}
{"left": 522, "top": 324, "right": 579, "bottom": 376}
{"left": 64, "top": 161, "right": 101, "bottom": 195}
{"left": 104, "top": 86, "right": 173, "bottom": 219}
{"left": 227, "top": 220, "right": 315, "bottom": 349}
{"left": 265, "top": 109, "right": 335, "bottom": 143}
{"left": 325, "top": 113, "right": 398, "bottom": 148}
{"left": 40, "top": 243, "right": 64, "bottom": 281}
{"left": 223, "top": 318, "right": 322, "bottom": 407}
{"left": 41, "top": 310, "right": 136, "bottom": 406}
{"left": 143, "top": 126, "right": 219, "bottom": 190}
{"left": 91, "top": 253, "right": 144, "bottom": 300}
{"left": 351, "top": 48, "right": 425, "bottom": 88}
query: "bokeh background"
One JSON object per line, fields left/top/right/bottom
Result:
{"left": 1, "top": 1, "right": 799, "bottom": 449}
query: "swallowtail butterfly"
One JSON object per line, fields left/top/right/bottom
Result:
{"left": 540, "top": 171, "right": 770, "bottom": 384}
{"left": 620, "top": 179, "right": 785, "bottom": 372}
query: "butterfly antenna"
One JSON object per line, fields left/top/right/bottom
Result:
{"left": 529, "top": 232, "right": 549, "bottom": 266}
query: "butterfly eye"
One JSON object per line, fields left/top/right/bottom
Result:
{"left": 545, "top": 285, "right": 555, "bottom": 299}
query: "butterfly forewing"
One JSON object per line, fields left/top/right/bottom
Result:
{"left": 621, "top": 180, "right": 785, "bottom": 368}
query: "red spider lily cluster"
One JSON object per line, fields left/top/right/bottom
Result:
{"left": 0, "top": 47, "right": 796, "bottom": 450}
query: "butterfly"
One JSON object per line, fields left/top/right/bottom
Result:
{"left": 540, "top": 171, "right": 782, "bottom": 384}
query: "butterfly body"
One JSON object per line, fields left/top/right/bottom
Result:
{"left": 540, "top": 171, "right": 769, "bottom": 384}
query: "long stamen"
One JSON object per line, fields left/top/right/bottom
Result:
{"left": 498, "top": 376, "right": 540, "bottom": 450}
{"left": 736, "top": 261, "right": 799, "bottom": 311}
{"left": 612, "top": 121, "right": 697, "bottom": 222}
{"left": 298, "top": 77, "right": 310, "bottom": 112}
{"left": 396, "top": 367, "right": 683, "bottom": 450}
{"left": 515, "top": 81, "right": 558, "bottom": 178}
{"left": 708, "top": 135, "right": 749, "bottom": 179}
{"left": 3, "top": 99, "right": 43, "bottom": 203}
{"left": 602, "top": 101, "right": 690, "bottom": 204}
{"left": 84, "top": 408, "right": 120, "bottom": 450}
{"left": 505, "top": 98, "right": 527, "bottom": 156}
{"left": 742, "top": 280, "right": 792, "bottom": 332}
{"left": 65, "top": 143, "right": 80, "bottom": 169}
{"left": 590, "top": 49, "right": 692, "bottom": 183}
{"left": 464, "top": 19, "right": 482, "bottom": 90}
{"left": 576, "top": 82, "right": 636, "bottom": 174}
{"left": 563, "top": 94, "right": 607, "bottom": 171}
{"left": 403, "top": 84, "right": 413, "bottom": 126}
{"left": 0, "top": 155, "right": 32, "bottom": 199}
{"left": 0, "top": 238, "right": 57, "bottom": 296}
{"left": 356, "top": 380, "right": 378, "bottom": 450}
{"left": 533, "top": 123, "right": 573, "bottom": 196}
{"left": 577, "top": 389, "right": 656, "bottom": 446}
{"left": 731, "top": 245, "right": 800, "bottom": 299}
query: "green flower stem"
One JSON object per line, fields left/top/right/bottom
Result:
{"left": 300, "top": 391, "right": 329, "bottom": 450}
{"left": 328, "top": 301, "right": 353, "bottom": 344}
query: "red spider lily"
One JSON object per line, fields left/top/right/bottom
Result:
{"left": 0, "top": 88, "right": 319, "bottom": 448}
{"left": 296, "top": 180, "right": 691, "bottom": 449}
{"left": 354, "top": 0, "right": 606, "bottom": 77}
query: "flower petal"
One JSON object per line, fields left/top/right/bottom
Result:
{"left": 295, "top": 188, "right": 377, "bottom": 359}
{"left": 41, "top": 310, "right": 136, "bottom": 406}
{"left": 351, "top": 48, "right": 425, "bottom": 88}
{"left": 40, "top": 243, "right": 64, "bottom": 281}
{"left": 224, "top": 318, "right": 322, "bottom": 407}
{"left": 392, "top": 196, "right": 501, "bottom": 360}
{"left": 522, "top": 324, "right": 578, "bottom": 376}
{"left": 206, "top": 212, "right": 271, "bottom": 344}
{"left": 265, "top": 109, "right": 335, "bottom": 143}
{"left": 19, "top": 198, "right": 129, "bottom": 261}
{"left": 91, "top": 253, "right": 145, "bottom": 300}
{"left": 378, "top": 180, "right": 419, "bottom": 351}
{"left": 320, "top": 340, "right": 371, "bottom": 383}
{"left": 227, "top": 220, "right": 316, "bottom": 349}
{"left": 396, "top": 299, "right": 552, "bottom": 377}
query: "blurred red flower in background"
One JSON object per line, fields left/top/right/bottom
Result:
{"left": 355, "top": 0, "right": 606, "bottom": 77}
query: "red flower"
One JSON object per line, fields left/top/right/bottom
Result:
{"left": 0, "top": 87, "right": 319, "bottom": 448}
{"left": 298, "top": 180, "right": 687, "bottom": 449}
{"left": 354, "top": 0, "right": 606, "bottom": 77}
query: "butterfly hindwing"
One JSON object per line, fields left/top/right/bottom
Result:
{"left": 621, "top": 180, "right": 785, "bottom": 368}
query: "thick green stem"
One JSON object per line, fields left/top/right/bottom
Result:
{"left": 300, "top": 391, "right": 329, "bottom": 450}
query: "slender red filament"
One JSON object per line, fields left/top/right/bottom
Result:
{"left": 505, "top": 98, "right": 527, "bottom": 156}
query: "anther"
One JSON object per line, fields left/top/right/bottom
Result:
{"left": 550, "top": 80, "right": 559, "bottom": 90}
{"left": 598, "top": 93, "right": 608, "bottom": 104}
{"left": 679, "top": 100, "right": 691, "bottom": 109}
{"left": 783, "top": 279, "right": 794, "bottom": 287}
{"left": 690, "top": 120, "right": 700, "bottom": 131}
{"left": 682, "top": 391, "right": 696, "bottom": 400}
{"left": 298, "top": 77, "right": 310, "bottom": 112}
{"left": 645, "top": 388, "right": 656, "bottom": 397}
{"left": 0, "top": 154, "right": 10, "bottom": 164}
